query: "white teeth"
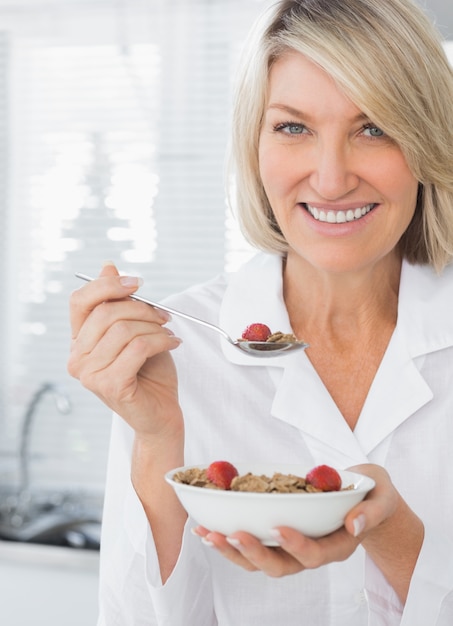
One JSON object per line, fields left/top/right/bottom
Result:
{"left": 327, "top": 211, "right": 336, "bottom": 223}
{"left": 306, "top": 203, "right": 375, "bottom": 223}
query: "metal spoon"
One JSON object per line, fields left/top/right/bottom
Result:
{"left": 75, "top": 273, "right": 309, "bottom": 358}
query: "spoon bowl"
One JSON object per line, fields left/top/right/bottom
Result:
{"left": 75, "top": 273, "right": 309, "bottom": 358}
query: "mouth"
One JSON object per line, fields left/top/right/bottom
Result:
{"left": 304, "top": 203, "right": 377, "bottom": 224}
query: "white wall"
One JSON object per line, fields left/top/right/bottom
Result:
{"left": 422, "top": 0, "right": 453, "bottom": 39}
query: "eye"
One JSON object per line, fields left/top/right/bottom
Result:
{"left": 362, "top": 124, "right": 385, "bottom": 138}
{"left": 273, "top": 121, "right": 308, "bottom": 135}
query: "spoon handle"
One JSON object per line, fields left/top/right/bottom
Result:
{"left": 75, "top": 273, "right": 232, "bottom": 342}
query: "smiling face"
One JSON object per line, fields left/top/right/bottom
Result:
{"left": 258, "top": 51, "right": 419, "bottom": 275}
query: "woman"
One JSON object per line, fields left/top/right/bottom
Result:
{"left": 69, "top": 0, "right": 453, "bottom": 624}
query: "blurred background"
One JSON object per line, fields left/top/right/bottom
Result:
{"left": 0, "top": 1, "right": 451, "bottom": 624}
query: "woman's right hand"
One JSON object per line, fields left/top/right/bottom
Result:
{"left": 67, "top": 262, "right": 184, "bottom": 439}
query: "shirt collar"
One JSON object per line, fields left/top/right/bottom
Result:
{"left": 397, "top": 260, "right": 453, "bottom": 357}
{"left": 219, "top": 253, "right": 453, "bottom": 458}
{"left": 219, "top": 252, "right": 297, "bottom": 366}
{"left": 220, "top": 253, "right": 453, "bottom": 364}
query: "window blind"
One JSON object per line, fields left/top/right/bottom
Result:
{"left": 0, "top": 0, "right": 270, "bottom": 492}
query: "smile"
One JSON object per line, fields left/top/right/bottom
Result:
{"left": 305, "top": 203, "right": 376, "bottom": 223}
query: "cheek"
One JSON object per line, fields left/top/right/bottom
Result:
{"left": 259, "top": 144, "right": 296, "bottom": 198}
{"left": 390, "top": 174, "right": 418, "bottom": 220}
{"left": 376, "top": 152, "right": 418, "bottom": 202}
{"left": 258, "top": 144, "right": 276, "bottom": 188}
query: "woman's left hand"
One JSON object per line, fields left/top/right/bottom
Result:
{"left": 193, "top": 464, "right": 423, "bottom": 601}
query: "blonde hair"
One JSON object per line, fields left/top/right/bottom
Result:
{"left": 229, "top": 0, "right": 453, "bottom": 271}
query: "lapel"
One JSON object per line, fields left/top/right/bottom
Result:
{"left": 220, "top": 254, "right": 453, "bottom": 461}
{"left": 356, "top": 260, "right": 453, "bottom": 454}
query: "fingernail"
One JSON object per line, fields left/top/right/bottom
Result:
{"left": 158, "top": 310, "right": 172, "bottom": 323}
{"left": 120, "top": 276, "right": 143, "bottom": 288}
{"left": 201, "top": 537, "right": 214, "bottom": 547}
{"left": 102, "top": 259, "right": 116, "bottom": 268}
{"left": 226, "top": 537, "right": 242, "bottom": 548}
{"left": 353, "top": 514, "right": 366, "bottom": 537}
{"left": 269, "top": 529, "right": 284, "bottom": 544}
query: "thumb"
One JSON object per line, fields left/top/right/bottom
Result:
{"left": 343, "top": 465, "right": 397, "bottom": 538}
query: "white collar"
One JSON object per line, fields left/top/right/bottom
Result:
{"left": 397, "top": 260, "right": 453, "bottom": 357}
{"left": 219, "top": 252, "right": 295, "bottom": 366}
{"left": 219, "top": 253, "right": 453, "bottom": 459}
{"left": 220, "top": 252, "right": 453, "bottom": 365}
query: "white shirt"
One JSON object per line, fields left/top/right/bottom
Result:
{"left": 98, "top": 253, "right": 453, "bottom": 626}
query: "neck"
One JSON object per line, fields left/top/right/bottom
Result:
{"left": 283, "top": 253, "right": 403, "bottom": 429}
{"left": 283, "top": 252, "right": 402, "bottom": 343}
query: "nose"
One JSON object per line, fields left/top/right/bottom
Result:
{"left": 309, "top": 140, "right": 359, "bottom": 200}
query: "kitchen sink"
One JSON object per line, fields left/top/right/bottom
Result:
{"left": 0, "top": 488, "right": 102, "bottom": 550}
{"left": 0, "top": 383, "right": 103, "bottom": 550}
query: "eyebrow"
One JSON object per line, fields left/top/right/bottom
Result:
{"left": 266, "top": 103, "right": 370, "bottom": 125}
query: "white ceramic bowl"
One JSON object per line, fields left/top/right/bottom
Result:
{"left": 165, "top": 463, "right": 375, "bottom": 545}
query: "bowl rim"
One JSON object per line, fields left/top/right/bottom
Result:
{"left": 165, "top": 463, "right": 376, "bottom": 499}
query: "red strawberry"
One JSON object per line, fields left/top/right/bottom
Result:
{"left": 306, "top": 465, "right": 342, "bottom": 492}
{"left": 242, "top": 323, "right": 272, "bottom": 342}
{"left": 206, "top": 461, "right": 239, "bottom": 490}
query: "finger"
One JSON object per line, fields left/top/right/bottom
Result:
{"left": 71, "top": 317, "right": 173, "bottom": 372}
{"left": 88, "top": 319, "right": 177, "bottom": 371}
{"left": 197, "top": 525, "right": 361, "bottom": 577}
{"left": 198, "top": 529, "right": 304, "bottom": 577}
{"left": 198, "top": 531, "right": 260, "bottom": 572}
{"left": 223, "top": 531, "right": 305, "bottom": 577}
{"left": 73, "top": 300, "right": 170, "bottom": 356}
{"left": 269, "top": 526, "right": 360, "bottom": 570}
{"left": 70, "top": 264, "right": 145, "bottom": 338}
{"left": 70, "top": 319, "right": 180, "bottom": 383}
{"left": 75, "top": 329, "right": 181, "bottom": 403}
{"left": 99, "top": 260, "right": 120, "bottom": 278}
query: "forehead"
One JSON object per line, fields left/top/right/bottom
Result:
{"left": 266, "top": 51, "right": 366, "bottom": 122}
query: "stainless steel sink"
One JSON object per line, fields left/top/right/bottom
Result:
{"left": 0, "top": 488, "right": 102, "bottom": 549}
{"left": 0, "top": 382, "right": 102, "bottom": 550}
